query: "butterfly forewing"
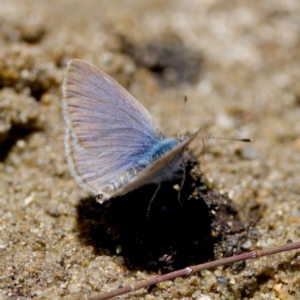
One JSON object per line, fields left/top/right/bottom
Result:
{"left": 63, "top": 59, "right": 164, "bottom": 195}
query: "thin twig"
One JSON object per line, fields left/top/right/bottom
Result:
{"left": 88, "top": 241, "right": 300, "bottom": 300}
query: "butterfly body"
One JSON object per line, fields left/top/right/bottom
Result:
{"left": 138, "top": 138, "right": 178, "bottom": 166}
{"left": 62, "top": 59, "right": 197, "bottom": 203}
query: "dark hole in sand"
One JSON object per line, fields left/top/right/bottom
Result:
{"left": 0, "top": 79, "right": 48, "bottom": 102}
{"left": 76, "top": 159, "right": 261, "bottom": 273}
{"left": 0, "top": 126, "right": 41, "bottom": 161}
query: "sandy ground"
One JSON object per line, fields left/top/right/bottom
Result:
{"left": 0, "top": 0, "right": 300, "bottom": 299}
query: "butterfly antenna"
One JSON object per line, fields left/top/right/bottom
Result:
{"left": 199, "top": 138, "right": 206, "bottom": 163}
{"left": 177, "top": 167, "right": 186, "bottom": 204}
{"left": 194, "top": 136, "right": 250, "bottom": 162}
{"left": 198, "top": 136, "right": 253, "bottom": 143}
{"left": 177, "top": 95, "right": 188, "bottom": 139}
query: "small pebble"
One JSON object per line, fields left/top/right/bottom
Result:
{"left": 116, "top": 245, "right": 122, "bottom": 254}
{"left": 242, "top": 146, "right": 260, "bottom": 160}
{"left": 217, "top": 276, "right": 229, "bottom": 285}
{"left": 68, "top": 283, "right": 81, "bottom": 293}
{"left": 241, "top": 240, "right": 252, "bottom": 250}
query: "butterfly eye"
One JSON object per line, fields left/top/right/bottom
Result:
{"left": 96, "top": 194, "right": 106, "bottom": 204}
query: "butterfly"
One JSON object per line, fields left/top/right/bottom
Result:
{"left": 62, "top": 59, "right": 199, "bottom": 204}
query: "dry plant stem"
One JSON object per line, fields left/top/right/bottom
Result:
{"left": 89, "top": 241, "right": 300, "bottom": 300}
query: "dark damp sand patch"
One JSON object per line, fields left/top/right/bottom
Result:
{"left": 76, "top": 160, "right": 261, "bottom": 273}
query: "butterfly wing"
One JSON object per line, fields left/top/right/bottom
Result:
{"left": 62, "top": 59, "right": 164, "bottom": 196}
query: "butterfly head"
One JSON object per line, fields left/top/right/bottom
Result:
{"left": 177, "top": 131, "right": 191, "bottom": 142}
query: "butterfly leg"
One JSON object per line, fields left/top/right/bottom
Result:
{"left": 146, "top": 184, "right": 161, "bottom": 218}
{"left": 177, "top": 167, "right": 186, "bottom": 206}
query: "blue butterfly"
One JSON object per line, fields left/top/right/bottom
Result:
{"left": 62, "top": 59, "right": 198, "bottom": 203}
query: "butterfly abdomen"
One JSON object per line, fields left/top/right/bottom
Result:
{"left": 137, "top": 138, "right": 185, "bottom": 184}
{"left": 97, "top": 138, "right": 184, "bottom": 202}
